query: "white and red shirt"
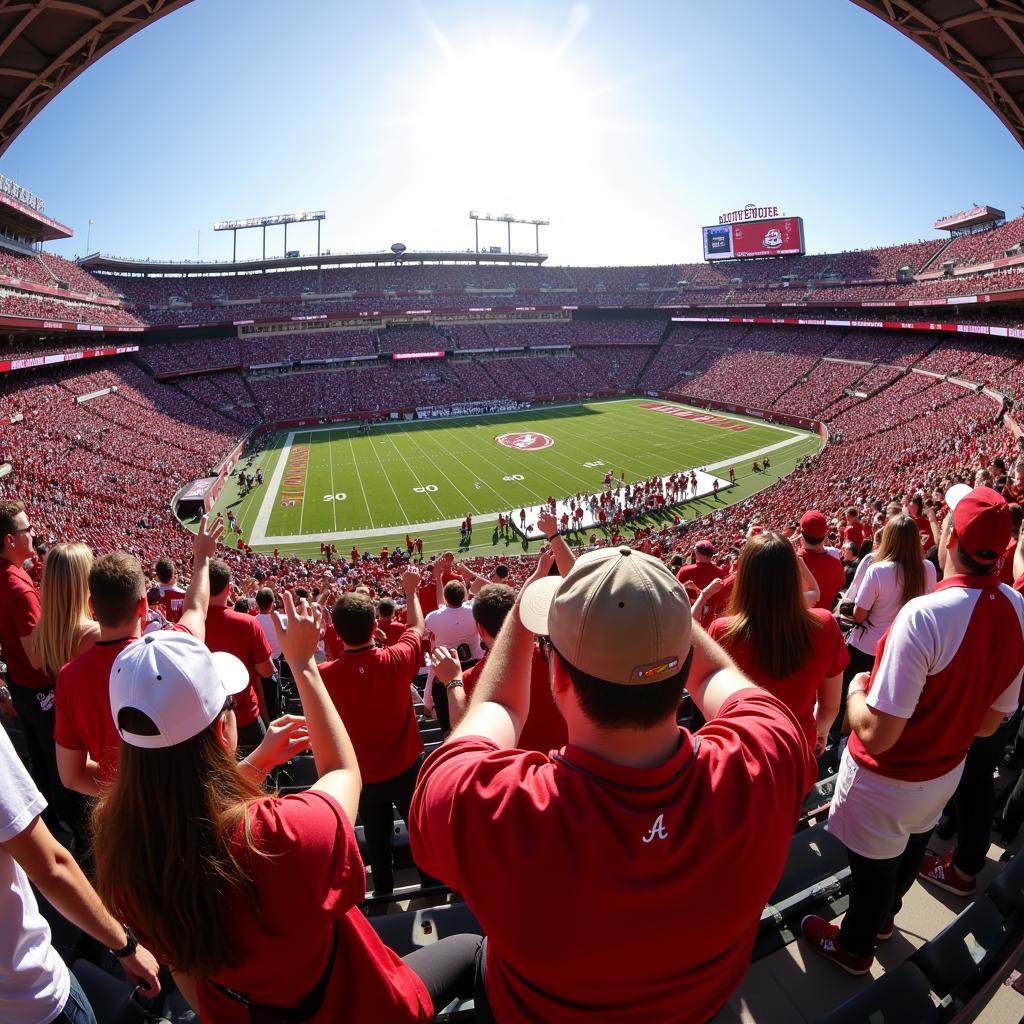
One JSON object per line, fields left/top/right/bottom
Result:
{"left": 850, "top": 573, "right": 1024, "bottom": 782}
{"left": 410, "top": 690, "right": 814, "bottom": 1024}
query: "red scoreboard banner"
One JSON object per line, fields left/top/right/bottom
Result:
{"left": 703, "top": 216, "right": 805, "bottom": 260}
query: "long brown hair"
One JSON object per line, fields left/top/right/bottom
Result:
{"left": 720, "top": 532, "right": 821, "bottom": 677}
{"left": 91, "top": 721, "right": 268, "bottom": 976}
{"left": 874, "top": 514, "right": 927, "bottom": 605}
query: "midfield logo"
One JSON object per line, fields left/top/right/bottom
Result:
{"left": 494, "top": 431, "right": 555, "bottom": 451}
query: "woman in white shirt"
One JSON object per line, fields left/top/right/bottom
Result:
{"left": 844, "top": 513, "right": 937, "bottom": 677}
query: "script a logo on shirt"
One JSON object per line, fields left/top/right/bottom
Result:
{"left": 642, "top": 813, "right": 669, "bottom": 844}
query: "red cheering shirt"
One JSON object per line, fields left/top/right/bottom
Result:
{"left": 850, "top": 574, "right": 1024, "bottom": 782}
{"left": 462, "top": 645, "right": 568, "bottom": 754}
{"left": 319, "top": 629, "right": 423, "bottom": 783}
{"left": 798, "top": 549, "right": 845, "bottom": 611}
{"left": 675, "top": 562, "right": 725, "bottom": 591}
{"left": 323, "top": 622, "right": 343, "bottom": 661}
{"left": 411, "top": 691, "right": 814, "bottom": 1024}
{"left": 416, "top": 572, "right": 459, "bottom": 617}
{"left": 54, "top": 638, "right": 133, "bottom": 783}
{"left": 708, "top": 609, "right": 849, "bottom": 749}
{"left": 842, "top": 522, "right": 866, "bottom": 549}
{"left": 159, "top": 792, "right": 432, "bottom": 1024}
{"left": 0, "top": 560, "right": 51, "bottom": 688}
{"left": 203, "top": 605, "right": 272, "bottom": 727}
{"left": 379, "top": 620, "right": 408, "bottom": 646}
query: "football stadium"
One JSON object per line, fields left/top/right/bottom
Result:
{"left": 5, "top": 1, "right": 1024, "bottom": 1022}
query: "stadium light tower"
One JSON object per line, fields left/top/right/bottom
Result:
{"left": 469, "top": 211, "right": 549, "bottom": 256}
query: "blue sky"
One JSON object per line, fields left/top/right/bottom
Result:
{"left": 2, "top": 0, "right": 1022, "bottom": 266}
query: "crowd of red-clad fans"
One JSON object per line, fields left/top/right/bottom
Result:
{"left": 6, "top": 309, "right": 1024, "bottom": 1023}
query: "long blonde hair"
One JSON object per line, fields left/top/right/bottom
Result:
{"left": 35, "top": 543, "right": 94, "bottom": 676}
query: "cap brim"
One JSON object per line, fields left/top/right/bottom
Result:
{"left": 945, "top": 483, "right": 972, "bottom": 512}
{"left": 211, "top": 651, "right": 251, "bottom": 696}
{"left": 519, "top": 575, "right": 562, "bottom": 635}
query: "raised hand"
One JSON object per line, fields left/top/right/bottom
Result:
{"left": 274, "top": 591, "right": 321, "bottom": 666}
{"left": 193, "top": 513, "right": 223, "bottom": 559}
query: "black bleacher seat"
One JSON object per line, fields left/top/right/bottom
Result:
{"left": 762, "top": 822, "right": 849, "bottom": 926}
{"left": 909, "top": 895, "right": 1016, "bottom": 1002}
{"left": 369, "top": 902, "right": 482, "bottom": 957}
{"left": 814, "top": 961, "right": 938, "bottom": 1024}
{"left": 985, "top": 849, "right": 1024, "bottom": 919}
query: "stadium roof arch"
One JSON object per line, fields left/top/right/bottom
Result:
{"left": 852, "top": 0, "right": 1024, "bottom": 149}
{"left": 0, "top": 1, "right": 1022, "bottom": 162}
{"left": 0, "top": 0, "right": 192, "bottom": 160}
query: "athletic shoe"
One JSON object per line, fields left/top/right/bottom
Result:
{"left": 876, "top": 916, "right": 895, "bottom": 941}
{"left": 918, "top": 849, "right": 976, "bottom": 896}
{"left": 800, "top": 915, "right": 873, "bottom": 975}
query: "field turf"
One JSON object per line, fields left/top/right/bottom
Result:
{"left": 212, "top": 399, "right": 821, "bottom": 558}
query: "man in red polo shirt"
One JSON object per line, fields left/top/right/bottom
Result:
{"left": 320, "top": 566, "right": 434, "bottom": 896}
{"left": 797, "top": 509, "right": 845, "bottom": 611}
{"left": 802, "top": 487, "right": 1024, "bottom": 974}
{"left": 0, "top": 499, "right": 65, "bottom": 819}
{"left": 675, "top": 539, "right": 724, "bottom": 591}
{"left": 204, "top": 558, "right": 275, "bottom": 755}
{"left": 411, "top": 547, "right": 814, "bottom": 1023}
{"left": 55, "top": 520, "right": 219, "bottom": 796}
{"left": 429, "top": 583, "right": 568, "bottom": 753}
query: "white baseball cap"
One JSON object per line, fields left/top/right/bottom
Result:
{"left": 109, "top": 631, "right": 250, "bottom": 749}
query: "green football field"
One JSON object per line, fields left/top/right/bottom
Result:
{"left": 213, "top": 399, "right": 822, "bottom": 558}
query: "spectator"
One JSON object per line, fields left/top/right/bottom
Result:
{"left": 28, "top": 543, "right": 99, "bottom": 679}
{"left": 153, "top": 555, "right": 186, "bottom": 623}
{"left": 429, "top": 582, "right": 568, "bottom": 752}
{"left": 0, "top": 499, "right": 66, "bottom": 825}
{"left": 674, "top": 539, "right": 724, "bottom": 590}
{"left": 796, "top": 510, "right": 846, "bottom": 611}
{"left": 1, "top": 725, "right": 160, "bottom": 1024}
{"left": 843, "top": 514, "right": 937, "bottom": 681}
{"left": 376, "top": 598, "right": 407, "bottom": 646}
{"left": 91, "top": 597, "right": 477, "bottom": 1021}
{"left": 203, "top": 559, "right": 276, "bottom": 755}
{"left": 708, "top": 532, "right": 847, "bottom": 754}
{"left": 802, "top": 488, "right": 1024, "bottom": 973}
{"left": 411, "top": 548, "right": 815, "bottom": 1022}
{"left": 55, "top": 519, "right": 221, "bottom": 797}
{"left": 319, "top": 568, "right": 436, "bottom": 897}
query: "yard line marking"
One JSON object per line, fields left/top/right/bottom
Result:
{"left": 396, "top": 423, "right": 484, "bottom": 514}
{"left": 327, "top": 429, "right": 338, "bottom": 533}
{"left": 365, "top": 429, "right": 419, "bottom": 525}
{"left": 347, "top": 432, "right": 376, "bottom": 529}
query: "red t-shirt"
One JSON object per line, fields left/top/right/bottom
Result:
{"left": 675, "top": 562, "right": 725, "bottom": 591}
{"left": 416, "top": 572, "right": 459, "bottom": 617}
{"left": 152, "top": 792, "right": 432, "bottom": 1023}
{"left": 54, "top": 638, "right": 132, "bottom": 783}
{"left": 319, "top": 629, "right": 423, "bottom": 783}
{"left": 0, "top": 560, "right": 51, "bottom": 688}
{"left": 158, "top": 585, "right": 186, "bottom": 623}
{"left": 379, "top": 620, "right": 408, "bottom": 646}
{"left": 708, "top": 609, "right": 849, "bottom": 748}
{"left": 850, "top": 574, "right": 1024, "bottom": 782}
{"left": 411, "top": 691, "right": 814, "bottom": 1024}
{"left": 462, "top": 646, "right": 568, "bottom": 753}
{"left": 703, "top": 571, "right": 736, "bottom": 622}
{"left": 842, "top": 522, "right": 866, "bottom": 549}
{"left": 798, "top": 549, "right": 845, "bottom": 611}
{"left": 323, "top": 623, "right": 343, "bottom": 661}
{"left": 203, "top": 605, "right": 272, "bottom": 727}
{"left": 912, "top": 513, "right": 934, "bottom": 552}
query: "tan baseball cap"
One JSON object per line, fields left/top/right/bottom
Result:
{"left": 519, "top": 546, "right": 692, "bottom": 685}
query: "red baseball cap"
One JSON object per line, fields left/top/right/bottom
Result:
{"left": 949, "top": 486, "right": 1012, "bottom": 565}
{"left": 799, "top": 511, "right": 828, "bottom": 539}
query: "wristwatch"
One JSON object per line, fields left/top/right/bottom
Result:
{"left": 111, "top": 925, "right": 138, "bottom": 959}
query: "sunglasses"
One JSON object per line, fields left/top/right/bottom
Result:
{"left": 538, "top": 635, "right": 555, "bottom": 662}
{"left": 222, "top": 695, "right": 237, "bottom": 714}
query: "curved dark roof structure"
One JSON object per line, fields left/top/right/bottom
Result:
{"left": 0, "top": 0, "right": 192, "bottom": 160}
{"left": 852, "top": 0, "right": 1024, "bottom": 149}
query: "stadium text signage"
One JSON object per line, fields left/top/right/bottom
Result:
{"left": 495, "top": 432, "right": 554, "bottom": 451}
{"left": 718, "top": 203, "right": 779, "bottom": 224}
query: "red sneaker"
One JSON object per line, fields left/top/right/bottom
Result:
{"left": 919, "top": 849, "right": 976, "bottom": 896}
{"left": 876, "top": 916, "right": 895, "bottom": 941}
{"left": 800, "top": 915, "right": 873, "bottom": 975}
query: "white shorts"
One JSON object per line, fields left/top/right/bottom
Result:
{"left": 826, "top": 747, "right": 965, "bottom": 860}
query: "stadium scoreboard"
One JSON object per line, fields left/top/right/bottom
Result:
{"left": 702, "top": 215, "right": 805, "bottom": 261}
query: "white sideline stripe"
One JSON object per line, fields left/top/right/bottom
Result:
{"left": 246, "top": 404, "right": 815, "bottom": 546}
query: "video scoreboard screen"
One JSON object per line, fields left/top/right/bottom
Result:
{"left": 702, "top": 216, "right": 805, "bottom": 261}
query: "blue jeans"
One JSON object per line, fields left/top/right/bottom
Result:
{"left": 56, "top": 972, "right": 98, "bottom": 1024}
